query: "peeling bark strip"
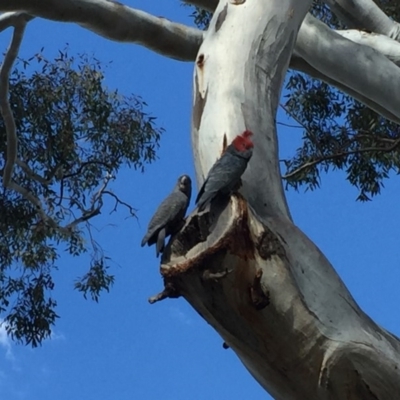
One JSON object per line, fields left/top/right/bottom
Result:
{"left": 203, "top": 269, "right": 232, "bottom": 280}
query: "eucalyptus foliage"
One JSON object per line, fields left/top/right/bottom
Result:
{"left": 0, "top": 50, "right": 162, "bottom": 346}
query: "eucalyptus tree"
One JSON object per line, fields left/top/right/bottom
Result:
{"left": 1, "top": 1, "right": 400, "bottom": 399}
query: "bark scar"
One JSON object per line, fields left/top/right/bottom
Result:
{"left": 257, "top": 229, "right": 286, "bottom": 260}
{"left": 203, "top": 268, "right": 232, "bottom": 281}
{"left": 215, "top": 4, "right": 228, "bottom": 33}
{"left": 221, "top": 133, "right": 228, "bottom": 155}
{"left": 161, "top": 195, "right": 254, "bottom": 278}
{"left": 249, "top": 268, "right": 270, "bottom": 310}
{"left": 193, "top": 68, "right": 207, "bottom": 131}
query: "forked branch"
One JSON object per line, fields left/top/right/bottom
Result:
{"left": 282, "top": 138, "right": 400, "bottom": 180}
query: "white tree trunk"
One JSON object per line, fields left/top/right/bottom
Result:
{"left": 2, "top": 0, "right": 400, "bottom": 399}
{"left": 160, "top": 1, "right": 400, "bottom": 399}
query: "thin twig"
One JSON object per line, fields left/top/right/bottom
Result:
{"left": 65, "top": 174, "right": 113, "bottom": 229}
{"left": 279, "top": 103, "right": 309, "bottom": 134}
{"left": 0, "top": 19, "right": 27, "bottom": 187}
{"left": 63, "top": 161, "right": 113, "bottom": 179}
{"left": 277, "top": 121, "right": 303, "bottom": 129}
{"left": 283, "top": 138, "right": 400, "bottom": 180}
{"left": 103, "top": 190, "right": 137, "bottom": 217}
{"left": 279, "top": 103, "right": 400, "bottom": 180}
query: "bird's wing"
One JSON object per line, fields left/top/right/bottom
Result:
{"left": 141, "top": 191, "right": 188, "bottom": 246}
{"left": 196, "top": 152, "right": 246, "bottom": 204}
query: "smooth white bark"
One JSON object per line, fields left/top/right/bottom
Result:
{"left": 335, "top": 29, "right": 400, "bottom": 66}
{"left": 0, "top": 0, "right": 203, "bottom": 61}
{"left": 290, "top": 54, "right": 400, "bottom": 124}
{"left": 323, "top": 0, "right": 400, "bottom": 39}
{"left": 191, "top": 0, "right": 314, "bottom": 221}
{"left": 296, "top": 14, "right": 400, "bottom": 121}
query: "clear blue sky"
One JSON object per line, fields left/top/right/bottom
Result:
{"left": 1, "top": 2, "right": 399, "bottom": 399}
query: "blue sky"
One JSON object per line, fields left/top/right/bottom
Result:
{"left": 1, "top": 2, "right": 400, "bottom": 399}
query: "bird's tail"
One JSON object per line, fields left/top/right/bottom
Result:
{"left": 140, "top": 234, "right": 149, "bottom": 247}
{"left": 156, "top": 228, "right": 166, "bottom": 257}
{"left": 197, "top": 193, "right": 214, "bottom": 212}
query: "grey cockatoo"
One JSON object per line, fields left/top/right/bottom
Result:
{"left": 196, "top": 130, "right": 253, "bottom": 211}
{"left": 141, "top": 175, "right": 192, "bottom": 257}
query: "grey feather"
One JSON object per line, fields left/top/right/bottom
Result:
{"left": 141, "top": 175, "right": 191, "bottom": 257}
{"left": 156, "top": 228, "right": 166, "bottom": 258}
{"left": 196, "top": 145, "right": 252, "bottom": 211}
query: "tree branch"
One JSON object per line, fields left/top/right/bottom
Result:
{"left": 335, "top": 29, "right": 400, "bottom": 66}
{"left": 0, "top": 1, "right": 203, "bottom": 61}
{"left": 289, "top": 53, "right": 400, "bottom": 125}
{"left": 62, "top": 161, "right": 113, "bottom": 180}
{"left": 282, "top": 138, "right": 400, "bottom": 180}
{"left": 15, "top": 159, "right": 52, "bottom": 185}
{"left": 280, "top": 101, "right": 400, "bottom": 180}
{"left": 7, "top": 180, "right": 67, "bottom": 232}
{"left": 323, "top": 0, "right": 400, "bottom": 39}
{"left": 103, "top": 190, "right": 137, "bottom": 217}
{"left": 295, "top": 13, "right": 400, "bottom": 121}
{"left": 6, "top": 172, "right": 113, "bottom": 235}
{"left": 0, "top": 11, "right": 33, "bottom": 32}
{"left": 64, "top": 173, "right": 113, "bottom": 230}
{"left": 0, "top": 16, "right": 26, "bottom": 188}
